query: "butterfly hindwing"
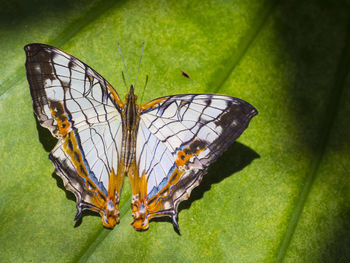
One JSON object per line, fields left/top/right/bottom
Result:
{"left": 25, "top": 44, "right": 124, "bottom": 227}
{"left": 131, "top": 94, "right": 258, "bottom": 229}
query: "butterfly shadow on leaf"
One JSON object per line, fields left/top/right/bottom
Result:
{"left": 51, "top": 171, "right": 100, "bottom": 227}
{"left": 35, "top": 114, "right": 57, "bottom": 152}
{"left": 152, "top": 141, "right": 260, "bottom": 230}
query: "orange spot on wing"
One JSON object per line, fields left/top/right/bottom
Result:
{"left": 146, "top": 140, "right": 205, "bottom": 218}
{"left": 147, "top": 167, "right": 184, "bottom": 214}
{"left": 175, "top": 140, "right": 204, "bottom": 167}
{"left": 49, "top": 103, "right": 70, "bottom": 137}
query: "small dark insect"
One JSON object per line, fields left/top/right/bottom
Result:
{"left": 181, "top": 70, "right": 191, "bottom": 79}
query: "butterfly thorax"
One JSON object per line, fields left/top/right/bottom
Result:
{"left": 121, "top": 86, "right": 140, "bottom": 170}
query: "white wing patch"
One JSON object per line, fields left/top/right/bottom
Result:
{"left": 136, "top": 120, "right": 175, "bottom": 197}
{"left": 138, "top": 94, "right": 258, "bottom": 201}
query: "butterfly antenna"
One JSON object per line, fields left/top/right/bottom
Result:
{"left": 140, "top": 74, "right": 148, "bottom": 103}
{"left": 121, "top": 71, "right": 128, "bottom": 92}
{"left": 134, "top": 42, "right": 145, "bottom": 88}
{"left": 118, "top": 42, "right": 131, "bottom": 87}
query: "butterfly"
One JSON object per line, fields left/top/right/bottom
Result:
{"left": 24, "top": 43, "right": 257, "bottom": 231}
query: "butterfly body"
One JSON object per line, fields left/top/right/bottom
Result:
{"left": 25, "top": 43, "right": 257, "bottom": 231}
{"left": 121, "top": 85, "right": 140, "bottom": 169}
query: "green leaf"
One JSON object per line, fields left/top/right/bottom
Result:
{"left": 1, "top": 0, "right": 349, "bottom": 262}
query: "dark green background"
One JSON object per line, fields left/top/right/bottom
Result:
{"left": 0, "top": 0, "right": 349, "bottom": 262}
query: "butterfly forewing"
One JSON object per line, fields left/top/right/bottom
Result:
{"left": 25, "top": 44, "right": 124, "bottom": 227}
{"left": 131, "top": 94, "right": 257, "bottom": 229}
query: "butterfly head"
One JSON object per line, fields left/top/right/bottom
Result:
{"left": 125, "top": 85, "right": 138, "bottom": 102}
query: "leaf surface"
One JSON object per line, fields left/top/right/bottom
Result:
{"left": 0, "top": 0, "right": 349, "bottom": 262}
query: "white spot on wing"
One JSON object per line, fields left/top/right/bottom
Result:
{"left": 55, "top": 64, "right": 70, "bottom": 77}
{"left": 52, "top": 53, "right": 70, "bottom": 67}
{"left": 92, "top": 85, "right": 103, "bottom": 102}
{"left": 198, "top": 126, "right": 216, "bottom": 143}
{"left": 189, "top": 103, "right": 205, "bottom": 114}
{"left": 70, "top": 79, "right": 85, "bottom": 93}
{"left": 71, "top": 69, "right": 85, "bottom": 80}
{"left": 44, "top": 79, "right": 61, "bottom": 89}
{"left": 45, "top": 86, "right": 64, "bottom": 100}
{"left": 66, "top": 99, "right": 83, "bottom": 115}
{"left": 34, "top": 64, "right": 41, "bottom": 73}
{"left": 206, "top": 121, "right": 220, "bottom": 134}
{"left": 74, "top": 97, "right": 93, "bottom": 111}
{"left": 43, "top": 105, "right": 51, "bottom": 117}
{"left": 161, "top": 102, "right": 178, "bottom": 118}
{"left": 203, "top": 106, "right": 222, "bottom": 119}
{"left": 210, "top": 99, "right": 227, "bottom": 109}
{"left": 181, "top": 108, "right": 201, "bottom": 122}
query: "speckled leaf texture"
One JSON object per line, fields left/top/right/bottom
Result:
{"left": 0, "top": 0, "right": 349, "bottom": 262}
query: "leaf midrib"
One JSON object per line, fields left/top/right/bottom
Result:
{"left": 73, "top": 198, "right": 131, "bottom": 263}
